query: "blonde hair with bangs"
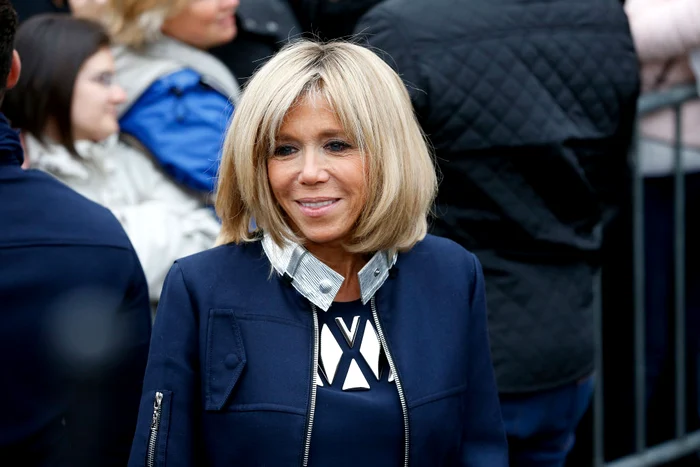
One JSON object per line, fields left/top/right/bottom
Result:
{"left": 215, "top": 40, "right": 437, "bottom": 254}
{"left": 101, "top": 0, "right": 190, "bottom": 47}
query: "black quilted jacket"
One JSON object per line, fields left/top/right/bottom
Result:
{"left": 356, "top": 0, "right": 640, "bottom": 393}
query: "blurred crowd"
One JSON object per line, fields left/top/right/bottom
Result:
{"left": 0, "top": 0, "right": 699, "bottom": 465}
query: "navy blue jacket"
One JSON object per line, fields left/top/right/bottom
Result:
{"left": 0, "top": 124, "right": 152, "bottom": 466}
{"left": 128, "top": 235, "right": 507, "bottom": 466}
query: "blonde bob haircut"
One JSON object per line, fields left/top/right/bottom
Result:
{"left": 102, "top": 0, "right": 189, "bottom": 47}
{"left": 215, "top": 40, "right": 438, "bottom": 254}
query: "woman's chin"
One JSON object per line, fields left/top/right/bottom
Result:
{"left": 212, "top": 25, "right": 237, "bottom": 47}
{"left": 299, "top": 231, "right": 349, "bottom": 249}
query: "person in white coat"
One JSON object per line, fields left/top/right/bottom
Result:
{"left": 2, "top": 14, "right": 220, "bottom": 306}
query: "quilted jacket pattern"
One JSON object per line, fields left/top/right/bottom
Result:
{"left": 357, "top": 0, "right": 640, "bottom": 393}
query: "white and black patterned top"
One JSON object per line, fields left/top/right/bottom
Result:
{"left": 310, "top": 299, "right": 402, "bottom": 467}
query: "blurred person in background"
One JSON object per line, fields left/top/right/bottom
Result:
{"left": 625, "top": 0, "right": 700, "bottom": 452}
{"left": 209, "top": 0, "right": 300, "bottom": 87}
{"left": 0, "top": 2, "right": 151, "bottom": 465}
{"left": 14, "top": 0, "right": 301, "bottom": 89}
{"left": 1, "top": 14, "right": 220, "bottom": 307}
{"left": 356, "top": 0, "right": 640, "bottom": 465}
{"left": 99, "top": 0, "right": 241, "bottom": 198}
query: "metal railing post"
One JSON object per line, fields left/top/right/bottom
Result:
{"left": 594, "top": 269, "right": 605, "bottom": 467}
{"left": 597, "top": 84, "right": 698, "bottom": 467}
{"left": 673, "top": 105, "right": 686, "bottom": 439}
{"left": 632, "top": 120, "right": 647, "bottom": 453}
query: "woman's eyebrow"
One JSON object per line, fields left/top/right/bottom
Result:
{"left": 318, "top": 129, "right": 347, "bottom": 139}
{"left": 276, "top": 128, "right": 348, "bottom": 141}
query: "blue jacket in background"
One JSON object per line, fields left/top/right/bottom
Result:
{"left": 119, "top": 69, "right": 234, "bottom": 196}
{"left": 128, "top": 235, "right": 508, "bottom": 466}
{"left": 0, "top": 126, "right": 152, "bottom": 466}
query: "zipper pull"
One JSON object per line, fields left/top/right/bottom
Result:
{"left": 151, "top": 392, "right": 163, "bottom": 429}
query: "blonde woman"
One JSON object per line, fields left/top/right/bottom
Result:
{"left": 100, "top": 0, "right": 241, "bottom": 197}
{"left": 128, "top": 40, "right": 507, "bottom": 467}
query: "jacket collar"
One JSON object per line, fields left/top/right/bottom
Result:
{"left": 0, "top": 113, "right": 23, "bottom": 166}
{"left": 261, "top": 233, "right": 397, "bottom": 312}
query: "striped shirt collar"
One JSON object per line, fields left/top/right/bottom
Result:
{"left": 261, "top": 233, "right": 397, "bottom": 311}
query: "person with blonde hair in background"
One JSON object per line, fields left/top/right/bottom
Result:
{"left": 128, "top": 39, "right": 507, "bottom": 467}
{"left": 97, "top": 0, "right": 240, "bottom": 199}
{"left": 14, "top": 0, "right": 300, "bottom": 90}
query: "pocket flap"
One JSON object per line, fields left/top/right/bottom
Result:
{"left": 205, "top": 309, "right": 247, "bottom": 411}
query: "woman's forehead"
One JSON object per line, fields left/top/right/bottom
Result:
{"left": 276, "top": 93, "right": 344, "bottom": 133}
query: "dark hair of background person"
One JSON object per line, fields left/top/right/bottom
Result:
{"left": 0, "top": 0, "right": 18, "bottom": 104}
{"left": 1, "top": 14, "right": 109, "bottom": 156}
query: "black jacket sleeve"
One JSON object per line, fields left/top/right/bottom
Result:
{"left": 62, "top": 249, "right": 152, "bottom": 466}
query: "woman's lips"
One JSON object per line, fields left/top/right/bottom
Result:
{"left": 218, "top": 15, "right": 235, "bottom": 28}
{"left": 296, "top": 198, "right": 340, "bottom": 218}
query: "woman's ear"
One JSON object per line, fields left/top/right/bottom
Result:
{"left": 6, "top": 50, "right": 21, "bottom": 90}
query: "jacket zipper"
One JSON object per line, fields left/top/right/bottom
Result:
{"left": 302, "top": 309, "right": 320, "bottom": 466}
{"left": 305, "top": 297, "right": 409, "bottom": 466}
{"left": 147, "top": 391, "right": 164, "bottom": 467}
{"left": 370, "top": 296, "right": 410, "bottom": 467}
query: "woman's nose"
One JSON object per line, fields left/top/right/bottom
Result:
{"left": 221, "top": 0, "right": 240, "bottom": 10}
{"left": 297, "top": 150, "right": 330, "bottom": 185}
{"left": 111, "top": 84, "right": 127, "bottom": 105}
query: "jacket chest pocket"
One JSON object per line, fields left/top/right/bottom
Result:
{"left": 204, "top": 309, "right": 247, "bottom": 411}
{"left": 204, "top": 309, "right": 313, "bottom": 413}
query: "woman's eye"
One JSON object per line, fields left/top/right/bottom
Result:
{"left": 273, "top": 145, "right": 296, "bottom": 157}
{"left": 91, "top": 72, "right": 115, "bottom": 87}
{"left": 326, "top": 141, "right": 351, "bottom": 152}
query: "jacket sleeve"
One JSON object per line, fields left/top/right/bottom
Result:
{"left": 66, "top": 249, "right": 152, "bottom": 466}
{"left": 625, "top": 0, "right": 700, "bottom": 62}
{"left": 460, "top": 253, "right": 509, "bottom": 466}
{"left": 108, "top": 252, "right": 153, "bottom": 464}
{"left": 128, "top": 263, "right": 201, "bottom": 467}
{"left": 110, "top": 143, "right": 220, "bottom": 302}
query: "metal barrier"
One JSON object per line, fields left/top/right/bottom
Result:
{"left": 594, "top": 84, "right": 700, "bottom": 467}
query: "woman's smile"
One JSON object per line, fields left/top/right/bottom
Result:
{"left": 296, "top": 198, "right": 341, "bottom": 217}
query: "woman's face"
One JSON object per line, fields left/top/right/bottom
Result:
{"left": 71, "top": 47, "right": 126, "bottom": 142}
{"left": 267, "top": 95, "right": 367, "bottom": 248}
{"left": 161, "top": 0, "right": 240, "bottom": 50}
